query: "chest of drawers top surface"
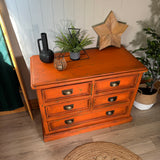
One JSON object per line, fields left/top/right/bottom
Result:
{"left": 30, "top": 47, "right": 147, "bottom": 89}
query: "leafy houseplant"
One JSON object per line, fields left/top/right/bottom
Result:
{"left": 133, "top": 28, "right": 160, "bottom": 110}
{"left": 55, "top": 25, "right": 93, "bottom": 60}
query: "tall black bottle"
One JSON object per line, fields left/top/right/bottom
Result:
{"left": 37, "top": 33, "right": 54, "bottom": 63}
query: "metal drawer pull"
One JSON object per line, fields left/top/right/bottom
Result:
{"left": 108, "top": 96, "right": 117, "bottom": 102}
{"left": 110, "top": 81, "right": 120, "bottom": 87}
{"left": 62, "top": 89, "right": 73, "bottom": 95}
{"left": 65, "top": 119, "right": 74, "bottom": 124}
{"left": 106, "top": 110, "right": 114, "bottom": 116}
{"left": 64, "top": 104, "right": 74, "bottom": 110}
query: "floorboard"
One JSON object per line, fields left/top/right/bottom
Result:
{"left": 0, "top": 102, "right": 160, "bottom": 160}
{"left": 0, "top": 107, "right": 26, "bottom": 116}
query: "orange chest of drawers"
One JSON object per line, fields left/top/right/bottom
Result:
{"left": 30, "top": 47, "right": 147, "bottom": 142}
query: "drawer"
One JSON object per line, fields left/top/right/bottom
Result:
{"left": 93, "top": 90, "right": 133, "bottom": 107}
{"left": 42, "top": 82, "right": 91, "bottom": 102}
{"left": 45, "top": 98, "right": 90, "bottom": 119}
{"left": 47, "top": 103, "right": 128, "bottom": 133}
{"left": 95, "top": 74, "right": 138, "bottom": 93}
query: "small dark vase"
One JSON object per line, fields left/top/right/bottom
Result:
{"left": 37, "top": 33, "right": 54, "bottom": 63}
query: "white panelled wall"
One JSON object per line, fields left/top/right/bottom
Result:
{"left": 3, "top": 0, "right": 152, "bottom": 99}
{"left": 5, "top": 0, "right": 151, "bottom": 68}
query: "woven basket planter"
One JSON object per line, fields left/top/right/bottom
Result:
{"left": 134, "top": 88, "right": 158, "bottom": 110}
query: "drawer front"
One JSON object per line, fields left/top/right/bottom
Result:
{"left": 42, "top": 82, "right": 91, "bottom": 102}
{"left": 47, "top": 103, "right": 128, "bottom": 133}
{"left": 95, "top": 74, "right": 138, "bottom": 93}
{"left": 45, "top": 98, "right": 90, "bottom": 119}
{"left": 94, "top": 90, "right": 133, "bottom": 107}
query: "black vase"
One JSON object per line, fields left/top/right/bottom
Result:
{"left": 37, "top": 33, "right": 54, "bottom": 63}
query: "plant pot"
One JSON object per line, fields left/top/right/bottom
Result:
{"left": 134, "top": 88, "right": 158, "bottom": 110}
{"left": 70, "top": 52, "right": 80, "bottom": 61}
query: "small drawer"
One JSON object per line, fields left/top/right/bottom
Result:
{"left": 42, "top": 82, "right": 91, "bottom": 102}
{"left": 45, "top": 99, "right": 90, "bottom": 119}
{"left": 47, "top": 103, "right": 128, "bottom": 133}
{"left": 95, "top": 74, "right": 138, "bottom": 93}
{"left": 94, "top": 90, "right": 133, "bottom": 107}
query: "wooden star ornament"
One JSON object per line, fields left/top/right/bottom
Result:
{"left": 93, "top": 11, "right": 128, "bottom": 50}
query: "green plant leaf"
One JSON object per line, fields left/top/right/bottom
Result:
{"left": 133, "top": 27, "right": 160, "bottom": 89}
{"left": 55, "top": 25, "right": 93, "bottom": 53}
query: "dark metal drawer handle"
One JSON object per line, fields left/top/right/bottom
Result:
{"left": 62, "top": 89, "right": 73, "bottom": 95}
{"left": 108, "top": 96, "right": 117, "bottom": 102}
{"left": 106, "top": 110, "right": 114, "bottom": 116}
{"left": 64, "top": 104, "right": 74, "bottom": 110}
{"left": 110, "top": 81, "right": 120, "bottom": 87}
{"left": 65, "top": 119, "right": 74, "bottom": 124}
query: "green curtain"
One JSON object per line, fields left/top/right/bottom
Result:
{"left": 0, "top": 25, "right": 23, "bottom": 111}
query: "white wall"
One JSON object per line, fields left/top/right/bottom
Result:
{"left": 5, "top": 0, "right": 152, "bottom": 68}
{"left": 3, "top": 0, "right": 152, "bottom": 99}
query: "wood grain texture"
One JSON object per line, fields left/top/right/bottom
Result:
{"left": 93, "top": 89, "right": 133, "bottom": 107}
{"left": 45, "top": 98, "right": 90, "bottom": 119}
{"left": 30, "top": 47, "right": 147, "bottom": 142}
{"left": 0, "top": 107, "right": 26, "bottom": 116}
{"left": 43, "top": 82, "right": 91, "bottom": 102}
{"left": 95, "top": 74, "right": 138, "bottom": 93}
{"left": 93, "top": 11, "right": 128, "bottom": 50}
{"left": 0, "top": 102, "right": 160, "bottom": 160}
{"left": 30, "top": 47, "right": 147, "bottom": 89}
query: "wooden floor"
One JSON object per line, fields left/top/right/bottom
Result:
{"left": 0, "top": 101, "right": 160, "bottom": 160}
{"left": 0, "top": 106, "right": 26, "bottom": 116}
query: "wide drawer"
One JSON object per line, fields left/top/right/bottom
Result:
{"left": 42, "top": 82, "right": 91, "bottom": 102}
{"left": 45, "top": 98, "right": 90, "bottom": 119}
{"left": 95, "top": 74, "right": 138, "bottom": 93}
{"left": 47, "top": 102, "right": 128, "bottom": 133}
{"left": 93, "top": 90, "right": 133, "bottom": 107}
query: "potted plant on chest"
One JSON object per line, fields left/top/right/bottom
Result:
{"left": 55, "top": 25, "right": 93, "bottom": 60}
{"left": 133, "top": 28, "right": 160, "bottom": 110}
